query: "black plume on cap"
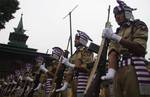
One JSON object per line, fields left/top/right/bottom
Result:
{"left": 76, "top": 30, "right": 93, "bottom": 41}
{"left": 116, "top": 0, "right": 137, "bottom": 12}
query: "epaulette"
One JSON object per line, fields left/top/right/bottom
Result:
{"left": 82, "top": 46, "right": 90, "bottom": 51}
{"left": 133, "top": 19, "right": 148, "bottom": 32}
{"left": 78, "top": 46, "right": 85, "bottom": 51}
{"left": 81, "top": 47, "right": 85, "bottom": 51}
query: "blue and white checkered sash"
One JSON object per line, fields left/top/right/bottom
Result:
{"left": 132, "top": 56, "right": 150, "bottom": 95}
{"left": 119, "top": 56, "right": 150, "bottom": 95}
{"left": 75, "top": 72, "right": 88, "bottom": 93}
{"left": 45, "top": 78, "right": 52, "bottom": 95}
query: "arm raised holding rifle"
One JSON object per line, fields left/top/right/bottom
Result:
{"left": 26, "top": 55, "right": 46, "bottom": 97}
{"left": 55, "top": 30, "right": 94, "bottom": 97}
{"left": 83, "top": 5, "right": 112, "bottom": 97}
{"left": 102, "top": 0, "right": 149, "bottom": 97}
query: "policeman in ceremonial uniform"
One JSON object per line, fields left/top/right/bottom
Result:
{"left": 56, "top": 30, "right": 94, "bottom": 97}
{"left": 101, "top": 0, "right": 150, "bottom": 97}
{"left": 44, "top": 47, "right": 65, "bottom": 97}
{"left": 28, "top": 55, "right": 46, "bottom": 97}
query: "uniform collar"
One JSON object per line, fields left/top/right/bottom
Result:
{"left": 120, "top": 21, "right": 132, "bottom": 28}
{"left": 76, "top": 46, "right": 86, "bottom": 52}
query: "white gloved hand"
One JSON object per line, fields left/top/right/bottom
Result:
{"left": 25, "top": 76, "right": 33, "bottom": 82}
{"left": 61, "top": 57, "right": 75, "bottom": 68}
{"left": 55, "top": 82, "right": 68, "bottom": 92}
{"left": 102, "top": 28, "right": 122, "bottom": 42}
{"left": 17, "top": 86, "right": 21, "bottom": 90}
{"left": 19, "top": 75, "right": 23, "bottom": 81}
{"left": 34, "top": 83, "right": 41, "bottom": 91}
{"left": 4, "top": 82, "right": 8, "bottom": 85}
{"left": 101, "top": 68, "right": 116, "bottom": 80}
{"left": 12, "top": 80, "right": 17, "bottom": 84}
{"left": 61, "top": 56, "right": 69, "bottom": 64}
{"left": 40, "top": 63, "right": 48, "bottom": 73}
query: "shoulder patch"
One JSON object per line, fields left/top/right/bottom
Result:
{"left": 133, "top": 19, "right": 148, "bottom": 32}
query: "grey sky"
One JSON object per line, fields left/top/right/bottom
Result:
{"left": 0, "top": 0, "right": 150, "bottom": 59}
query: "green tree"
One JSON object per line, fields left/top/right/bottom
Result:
{"left": 0, "top": 0, "right": 20, "bottom": 30}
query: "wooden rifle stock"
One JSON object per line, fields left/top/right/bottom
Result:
{"left": 10, "top": 81, "right": 19, "bottom": 96}
{"left": 49, "top": 49, "right": 68, "bottom": 97}
{"left": 4, "top": 83, "right": 11, "bottom": 96}
{"left": 84, "top": 39, "right": 109, "bottom": 97}
{"left": 84, "top": 5, "right": 111, "bottom": 97}
{"left": 20, "top": 80, "right": 31, "bottom": 97}
{"left": 27, "top": 71, "right": 42, "bottom": 97}
{"left": 8, "top": 83, "right": 14, "bottom": 96}
{"left": 49, "top": 56, "right": 64, "bottom": 97}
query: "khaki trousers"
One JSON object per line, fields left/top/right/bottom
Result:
{"left": 113, "top": 65, "right": 150, "bottom": 97}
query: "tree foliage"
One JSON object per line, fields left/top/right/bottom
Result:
{"left": 0, "top": 0, "right": 20, "bottom": 30}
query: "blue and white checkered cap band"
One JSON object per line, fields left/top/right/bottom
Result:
{"left": 25, "top": 63, "right": 33, "bottom": 68}
{"left": 52, "top": 47, "right": 64, "bottom": 60}
{"left": 76, "top": 30, "right": 92, "bottom": 46}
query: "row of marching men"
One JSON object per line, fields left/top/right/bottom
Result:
{"left": 0, "top": 30, "right": 104, "bottom": 97}
{"left": 1, "top": 0, "right": 150, "bottom": 97}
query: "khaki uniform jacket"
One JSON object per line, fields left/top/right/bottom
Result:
{"left": 109, "top": 19, "right": 148, "bottom": 55}
{"left": 109, "top": 20, "right": 149, "bottom": 97}
{"left": 69, "top": 46, "right": 94, "bottom": 69}
{"left": 66, "top": 46, "right": 94, "bottom": 97}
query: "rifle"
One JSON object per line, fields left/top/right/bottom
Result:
{"left": 23, "top": 78, "right": 36, "bottom": 97}
{"left": 26, "top": 70, "right": 42, "bottom": 97}
{"left": 20, "top": 80, "right": 30, "bottom": 97}
{"left": 48, "top": 56, "right": 64, "bottom": 97}
{"left": 10, "top": 82, "right": 18, "bottom": 95}
{"left": 84, "top": 5, "right": 111, "bottom": 97}
{"left": 1, "top": 80, "right": 10, "bottom": 97}
{"left": 26, "top": 61, "right": 45, "bottom": 97}
{"left": 1, "top": 83, "right": 8, "bottom": 96}
{"left": 4, "top": 82, "right": 12, "bottom": 96}
{"left": 11, "top": 78, "right": 22, "bottom": 96}
{"left": 48, "top": 42, "right": 69, "bottom": 97}
{"left": 13, "top": 77, "right": 26, "bottom": 97}
{"left": 9, "top": 80, "right": 18, "bottom": 96}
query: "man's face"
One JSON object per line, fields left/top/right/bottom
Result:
{"left": 115, "top": 12, "right": 125, "bottom": 25}
{"left": 36, "top": 56, "right": 44, "bottom": 64}
{"left": 74, "top": 36, "right": 80, "bottom": 47}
